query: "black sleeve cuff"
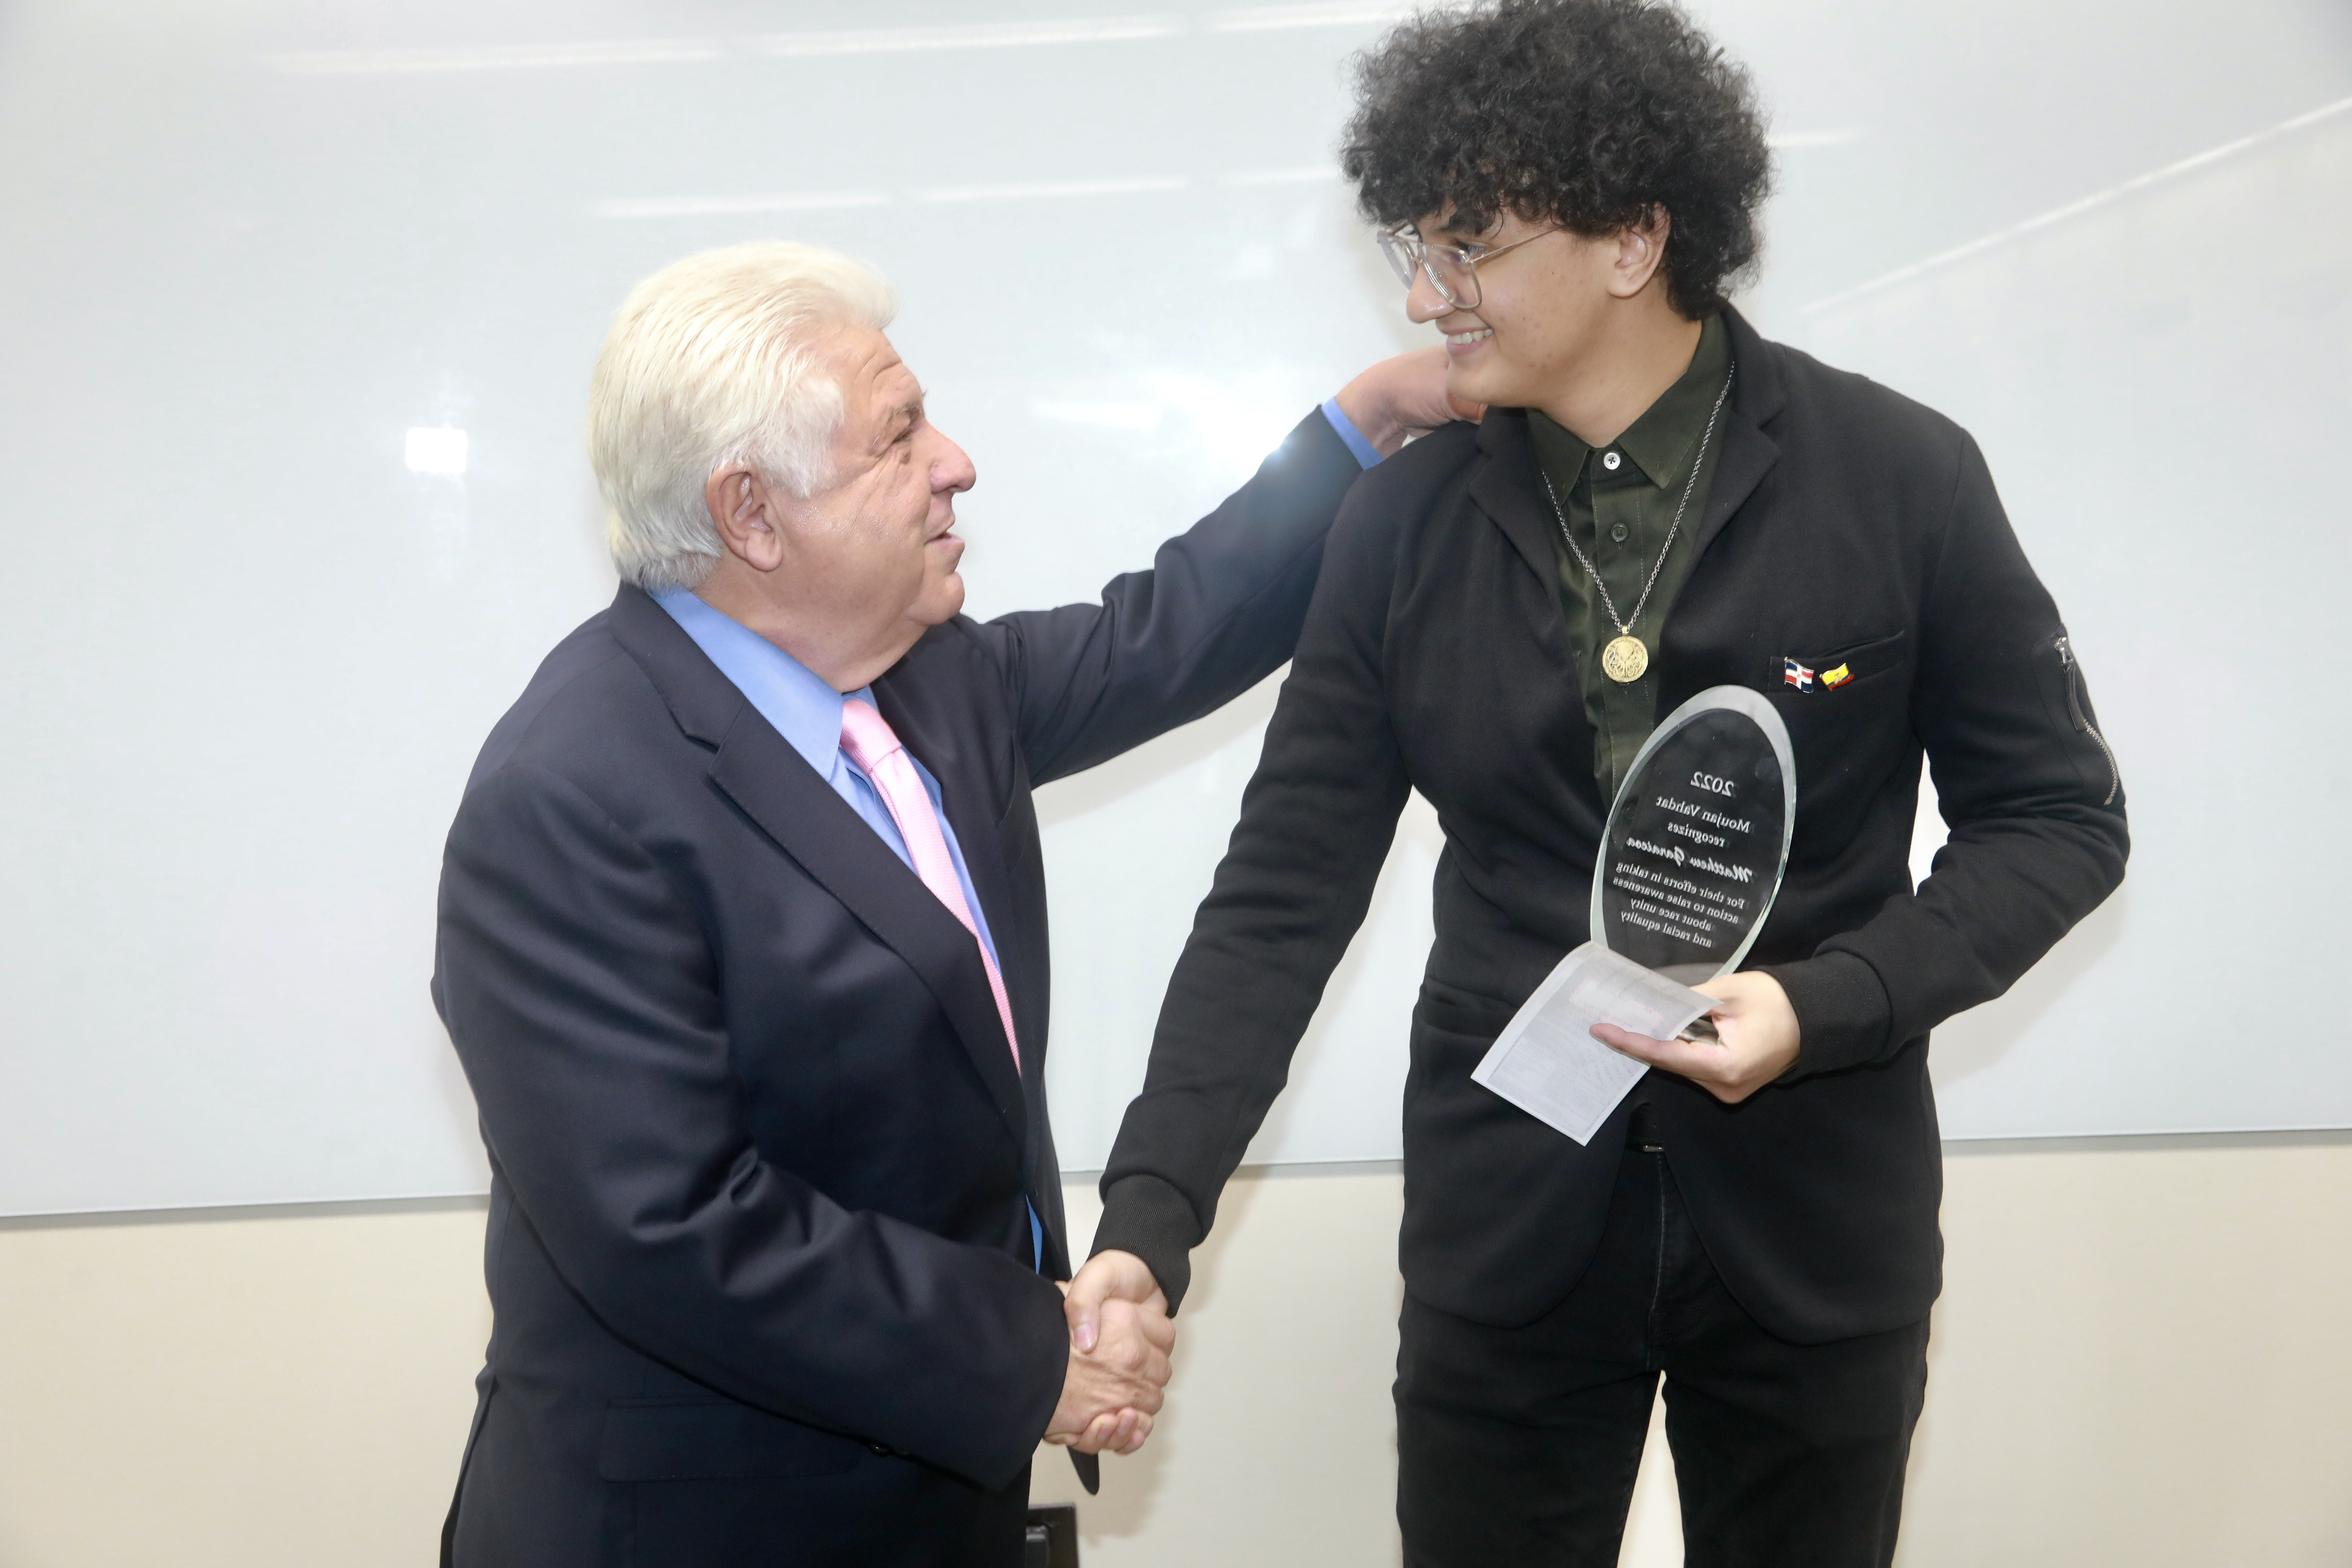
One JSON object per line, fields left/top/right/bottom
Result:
{"left": 1091, "top": 1173, "right": 1205, "bottom": 1315}
{"left": 1759, "top": 949, "right": 1895, "bottom": 1081}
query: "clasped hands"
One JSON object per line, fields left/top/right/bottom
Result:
{"left": 1044, "top": 1250, "right": 1171, "bottom": 1457}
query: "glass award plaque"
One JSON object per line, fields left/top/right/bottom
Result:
{"left": 1470, "top": 686, "right": 1795, "bottom": 1143}
{"left": 1591, "top": 685, "right": 1795, "bottom": 986}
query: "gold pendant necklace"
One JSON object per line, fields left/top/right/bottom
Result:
{"left": 1540, "top": 366, "right": 1734, "bottom": 685}
{"left": 1600, "top": 634, "right": 1650, "bottom": 683}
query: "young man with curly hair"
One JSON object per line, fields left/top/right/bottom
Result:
{"left": 1070, "top": 0, "right": 2129, "bottom": 1562}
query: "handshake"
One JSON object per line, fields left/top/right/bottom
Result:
{"left": 1044, "top": 1250, "right": 1174, "bottom": 1457}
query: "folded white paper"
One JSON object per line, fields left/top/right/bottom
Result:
{"left": 1470, "top": 942, "right": 1718, "bottom": 1145}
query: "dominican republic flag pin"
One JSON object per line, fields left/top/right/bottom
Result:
{"left": 1784, "top": 658, "right": 1815, "bottom": 691}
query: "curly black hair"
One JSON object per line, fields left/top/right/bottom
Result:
{"left": 1340, "top": 0, "right": 1772, "bottom": 318}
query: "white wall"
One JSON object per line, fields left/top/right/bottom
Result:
{"left": 4, "top": 1141, "right": 2349, "bottom": 1566}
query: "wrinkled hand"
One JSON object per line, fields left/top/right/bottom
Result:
{"left": 1589, "top": 970, "right": 1800, "bottom": 1105}
{"left": 1043, "top": 1294, "right": 1174, "bottom": 1456}
{"left": 1332, "top": 345, "right": 1486, "bottom": 458}
{"left": 1064, "top": 1249, "right": 1168, "bottom": 1350}
{"left": 1046, "top": 1250, "right": 1173, "bottom": 1455}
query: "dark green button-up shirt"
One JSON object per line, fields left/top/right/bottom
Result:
{"left": 1530, "top": 313, "right": 1733, "bottom": 805}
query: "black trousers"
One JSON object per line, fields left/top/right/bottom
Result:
{"left": 1395, "top": 1147, "right": 1929, "bottom": 1568}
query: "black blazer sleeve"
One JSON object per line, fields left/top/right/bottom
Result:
{"left": 436, "top": 762, "right": 1067, "bottom": 1489}
{"left": 978, "top": 408, "right": 1365, "bottom": 784}
{"left": 1088, "top": 478, "right": 1416, "bottom": 1308}
{"left": 1762, "top": 434, "right": 2130, "bottom": 1076}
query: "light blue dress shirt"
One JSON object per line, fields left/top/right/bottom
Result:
{"left": 1320, "top": 397, "right": 1385, "bottom": 470}
{"left": 651, "top": 588, "right": 1006, "bottom": 967}
{"left": 651, "top": 404, "right": 1382, "bottom": 1270}
{"left": 652, "top": 586, "right": 1042, "bottom": 1265}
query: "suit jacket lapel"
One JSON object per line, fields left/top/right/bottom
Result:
{"left": 609, "top": 587, "right": 1029, "bottom": 1148}
{"left": 1688, "top": 307, "right": 1787, "bottom": 563}
{"left": 1470, "top": 409, "right": 1567, "bottom": 591}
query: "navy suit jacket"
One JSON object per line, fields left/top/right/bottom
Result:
{"left": 432, "top": 411, "right": 1361, "bottom": 1567}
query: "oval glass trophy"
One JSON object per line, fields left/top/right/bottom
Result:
{"left": 1591, "top": 685, "right": 1796, "bottom": 985}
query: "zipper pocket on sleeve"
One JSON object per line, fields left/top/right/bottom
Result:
{"left": 2053, "top": 635, "right": 2119, "bottom": 806}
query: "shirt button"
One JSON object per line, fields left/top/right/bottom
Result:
{"left": 1610, "top": 522, "right": 1630, "bottom": 543}
{"left": 1602, "top": 451, "right": 1622, "bottom": 471}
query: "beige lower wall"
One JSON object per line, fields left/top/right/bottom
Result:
{"left": 2, "top": 1141, "right": 2348, "bottom": 1566}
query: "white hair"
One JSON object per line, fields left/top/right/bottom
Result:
{"left": 587, "top": 243, "right": 899, "bottom": 593}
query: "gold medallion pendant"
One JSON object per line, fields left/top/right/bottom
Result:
{"left": 1601, "top": 634, "right": 1650, "bottom": 684}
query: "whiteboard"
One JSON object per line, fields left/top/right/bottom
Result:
{"left": 2, "top": 0, "right": 2347, "bottom": 1215}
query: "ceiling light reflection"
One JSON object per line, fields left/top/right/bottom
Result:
{"left": 1224, "top": 165, "right": 1342, "bottom": 185}
{"left": 265, "top": 38, "right": 722, "bottom": 74}
{"left": 1804, "top": 92, "right": 2352, "bottom": 315}
{"left": 1205, "top": 2, "right": 1415, "bottom": 31}
{"left": 753, "top": 17, "right": 1182, "bottom": 55}
{"left": 916, "top": 177, "right": 1189, "bottom": 203}
{"left": 591, "top": 192, "right": 890, "bottom": 219}
{"left": 405, "top": 427, "right": 469, "bottom": 476}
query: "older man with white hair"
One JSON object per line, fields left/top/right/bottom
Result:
{"left": 429, "top": 242, "right": 1463, "bottom": 1567}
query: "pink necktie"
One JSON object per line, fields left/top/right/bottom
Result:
{"left": 838, "top": 699, "right": 1020, "bottom": 1072}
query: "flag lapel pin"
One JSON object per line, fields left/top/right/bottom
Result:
{"left": 1821, "top": 663, "right": 1853, "bottom": 690}
{"left": 1784, "top": 658, "right": 1815, "bottom": 692}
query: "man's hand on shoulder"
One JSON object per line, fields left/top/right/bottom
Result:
{"left": 1045, "top": 1250, "right": 1174, "bottom": 1456}
{"left": 1590, "top": 970, "right": 1801, "bottom": 1104}
{"left": 1335, "top": 346, "right": 1486, "bottom": 458}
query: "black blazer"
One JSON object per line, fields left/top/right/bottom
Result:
{"left": 1097, "top": 310, "right": 2128, "bottom": 1343}
{"left": 431, "top": 412, "right": 1360, "bottom": 1568}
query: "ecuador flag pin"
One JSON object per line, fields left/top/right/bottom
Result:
{"left": 1822, "top": 663, "right": 1854, "bottom": 689}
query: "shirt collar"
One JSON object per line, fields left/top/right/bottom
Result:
{"left": 651, "top": 587, "right": 872, "bottom": 777}
{"left": 1526, "top": 312, "right": 1732, "bottom": 491}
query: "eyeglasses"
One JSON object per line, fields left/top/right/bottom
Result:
{"left": 1377, "top": 223, "right": 1563, "bottom": 312}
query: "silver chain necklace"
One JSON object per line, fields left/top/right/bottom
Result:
{"left": 1539, "top": 364, "right": 1734, "bottom": 684}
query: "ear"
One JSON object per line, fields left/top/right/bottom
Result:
{"left": 1607, "top": 207, "right": 1674, "bottom": 300}
{"left": 704, "top": 463, "right": 788, "bottom": 574}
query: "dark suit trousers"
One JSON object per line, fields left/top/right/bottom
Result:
{"left": 1395, "top": 1149, "right": 1930, "bottom": 1568}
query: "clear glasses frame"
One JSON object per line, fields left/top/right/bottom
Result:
{"left": 1377, "top": 223, "right": 1564, "bottom": 311}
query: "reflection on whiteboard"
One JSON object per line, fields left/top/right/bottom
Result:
{"left": 1, "top": 0, "right": 2347, "bottom": 1213}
